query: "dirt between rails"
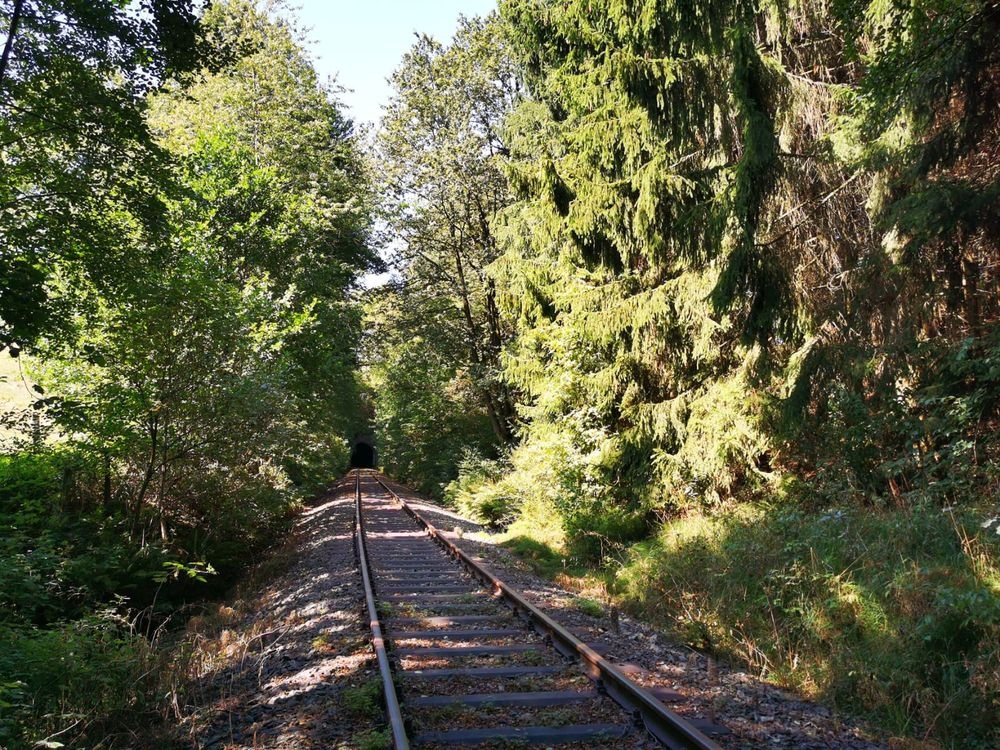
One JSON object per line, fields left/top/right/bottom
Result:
{"left": 173, "top": 474, "right": 888, "bottom": 750}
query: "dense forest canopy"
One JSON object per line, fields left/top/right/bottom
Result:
{"left": 1, "top": 0, "right": 998, "bottom": 748}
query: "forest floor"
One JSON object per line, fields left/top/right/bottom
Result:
{"left": 171, "top": 476, "right": 887, "bottom": 750}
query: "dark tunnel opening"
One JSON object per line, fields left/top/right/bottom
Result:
{"left": 350, "top": 440, "right": 376, "bottom": 469}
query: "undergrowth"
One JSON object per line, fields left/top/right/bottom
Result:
{"left": 497, "top": 497, "right": 1000, "bottom": 749}
{"left": 0, "top": 448, "right": 309, "bottom": 749}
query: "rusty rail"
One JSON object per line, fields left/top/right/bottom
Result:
{"left": 354, "top": 470, "right": 410, "bottom": 750}
{"left": 375, "top": 475, "right": 723, "bottom": 750}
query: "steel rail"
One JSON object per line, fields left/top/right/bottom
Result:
{"left": 375, "top": 475, "right": 723, "bottom": 750}
{"left": 354, "top": 470, "right": 410, "bottom": 750}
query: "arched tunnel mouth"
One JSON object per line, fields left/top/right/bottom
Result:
{"left": 350, "top": 440, "right": 376, "bottom": 469}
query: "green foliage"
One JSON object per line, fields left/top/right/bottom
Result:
{"left": 612, "top": 501, "right": 1000, "bottom": 748}
{"left": 21, "top": 0, "right": 375, "bottom": 558}
{"left": 786, "top": 332, "right": 1000, "bottom": 506}
{"left": 0, "top": 0, "right": 205, "bottom": 353}
{"left": 342, "top": 679, "right": 383, "bottom": 720}
{"left": 365, "top": 12, "right": 520, "bottom": 495}
{"left": 570, "top": 596, "right": 604, "bottom": 618}
{"left": 501, "top": 535, "right": 570, "bottom": 579}
{"left": 0, "top": 614, "right": 161, "bottom": 749}
{"left": 0, "top": 450, "right": 170, "bottom": 627}
{"left": 2, "top": 1, "right": 997, "bottom": 747}
{"left": 473, "top": 0, "right": 1000, "bottom": 524}
{"left": 353, "top": 729, "right": 392, "bottom": 750}
{"left": 0, "top": 1, "right": 375, "bottom": 746}
{"left": 363, "top": 291, "right": 498, "bottom": 497}
{"left": 410, "top": 3, "right": 1000, "bottom": 745}
{"left": 444, "top": 451, "right": 515, "bottom": 525}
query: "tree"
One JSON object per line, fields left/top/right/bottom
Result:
{"left": 372, "top": 14, "right": 520, "bottom": 453}
{"left": 31, "top": 0, "right": 376, "bottom": 546}
{"left": 485, "top": 0, "right": 999, "bottom": 543}
{"left": 0, "top": 0, "right": 204, "bottom": 353}
{"left": 362, "top": 284, "right": 497, "bottom": 495}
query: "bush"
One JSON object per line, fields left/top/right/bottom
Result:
{"left": 0, "top": 444, "right": 305, "bottom": 746}
{"left": 445, "top": 451, "right": 517, "bottom": 527}
{"left": 612, "top": 501, "right": 1000, "bottom": 748}
{"left": 0, "top": 615, "right": 161, "bottom": 749}
{"left": 790, "top": 333, "right": 1000, "bottom": 508}
{"left": 0, "top": 450, "right": 170, "bottom": 627}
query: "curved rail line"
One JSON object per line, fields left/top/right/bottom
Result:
{"left": 352, "top": 469, "right": 725, "bottom": 749}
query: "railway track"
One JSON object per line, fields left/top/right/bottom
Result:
{"left": 352, "top": 469, "right": 727, "bottom": 749}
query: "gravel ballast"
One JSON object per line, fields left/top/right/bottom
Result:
{"left": 382, "top": 476, "right": 888, "bottom": 750}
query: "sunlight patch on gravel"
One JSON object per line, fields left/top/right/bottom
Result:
{"left": 174, "top": 477, "right": 383, "bottom": 749}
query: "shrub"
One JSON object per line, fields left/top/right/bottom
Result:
{"left": 0, "top": 614, "right": 160, "bottom": 749}
{"left": 612, "top": 501, "right": 1000, "bottom": 748}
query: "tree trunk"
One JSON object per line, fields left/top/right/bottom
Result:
{"left": 133, "top": 415, "right": 159, "bottom": 528}
{"left": 483, "top": 278, "right": 516, "bottom": 442}
{"left": 962, "top": 251, "right": 980, "bottom": 334}
{"left": 103, "top": 449, "right": 112, "bottom": 508}
{"left": 452, "top": 241, "right": 513, "bottom": 444}
{"left": 157, "top": 420, "right": 170, "bottom": 542}
{"left": 452, "top": 238, "right": 483, "bottom": 349}
{"left": 157, "top": 461, "right": 170, "bottom": 542}
{"left": 0, "top": 0, "right": 24, "bottom": 90}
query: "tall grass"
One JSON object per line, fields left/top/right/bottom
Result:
{"left": 605, "top": 502, "right": 1000, "bottom": 748}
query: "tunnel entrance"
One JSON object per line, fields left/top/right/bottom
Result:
{"left": 350, "top": 439, "right": 376, "bottom": 469}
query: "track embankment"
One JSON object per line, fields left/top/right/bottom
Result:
{"left": 175, "top": 477, "right": 385, "bottom": 749}
{"left": 172, "top": 473, "right": 886, "bottom": 750}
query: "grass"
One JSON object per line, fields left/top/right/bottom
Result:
{"left": 342, "top": 679, "right": 383, "bottom": 720}
{"left": 502, "top": 536, "right": 575, "bottom": 578}
{"left": 352, "top": 728, "right": 391, "bottom": 750}
{"left": 499, "top": 498, "right": 1000, "bottom": 749}
{"left": 312, "top": 633, "right": 333, "bottom": 651}
{"left": 569, "top": 596, "right": 605, "bottom": 618}
{"left": 0, "top": 355, "right": 33, "bottom": 408}
{"left": 499, "top": 494, "right": 589, "bottom": 579}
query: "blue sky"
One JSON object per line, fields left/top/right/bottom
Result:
{"left": 293, "top": 0, "right": 498, "bottom": 127}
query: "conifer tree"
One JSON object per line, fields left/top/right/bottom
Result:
{"left": 493, "top": 0, "right": 999, "bottom": 523}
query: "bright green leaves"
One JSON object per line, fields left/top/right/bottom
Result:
{"left": 16, "top": 1, "right": 375, "bottom": 557}
{"left": 0, "top": 0, "right": 207, "bottom": 354}
{"left": 367, "top": 13, "right": 520, "bottom": 489}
